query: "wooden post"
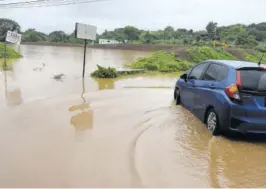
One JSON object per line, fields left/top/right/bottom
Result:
{"left": 82, "top": 39, "right": 87, "bottom": 78}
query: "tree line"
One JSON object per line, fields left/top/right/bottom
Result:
{"left": 1, "top": 18, "right": 266, "bottom": 50}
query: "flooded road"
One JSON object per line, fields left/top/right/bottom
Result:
{"left": 1, "top": 45, "right": 266, "bottom": 187}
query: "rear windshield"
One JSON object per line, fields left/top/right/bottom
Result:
{"left": 240, "top": 70, "right": 266, "bottom": 91}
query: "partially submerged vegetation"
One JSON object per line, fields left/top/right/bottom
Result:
{"left": 0, "top": 43, "right": 22, "bottom": 70}
{"left": 91, "top": 65, "right": 118, "bottom": 78}
{"left": 0, "top": 43, "right": 22, "bottom": 59}
{"left": 91, "top": 65, "right": 147, "bottom": 78}
{"left": 91, "top": 46, "right": 266, "bottom": 78}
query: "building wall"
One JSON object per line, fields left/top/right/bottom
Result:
{"left": 99, "top": 39, "right": 121, "bottom": 44}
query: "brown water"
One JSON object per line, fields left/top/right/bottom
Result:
{"left": 0, "top": 45, "right": 266, "bottom": 188}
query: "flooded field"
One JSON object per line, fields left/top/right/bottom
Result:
{"left": 0, "top": 45, "right": 266, "bottom": 187}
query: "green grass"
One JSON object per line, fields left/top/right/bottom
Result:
{"left": 186, "top": 46, "right": 237, "bottom": 63}
{"left": 131, "top": 51, "right": 193, "bottom": 72}
{"left": 0, "top": 43, "right": 22, "bottom": 59}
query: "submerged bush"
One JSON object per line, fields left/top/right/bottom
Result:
{"left": 186, "top": 46, "right": 237, "bottom": 63}
{"left": 91, "top": 64, "right": 118, "bottom": 78}
{"left": 0, "top": 43, "right": 22, "bottom": 59}
{"left": 131, "top": 51, "right": 193, "bottom": 72}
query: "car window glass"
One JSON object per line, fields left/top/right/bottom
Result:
{"left": 203, "top": 64, "right": 228, "bottom": 81}
{"left": 240, "top": 70, "right": 266, "bottom": 91}
{"left": 188, "top": 63, "right": 207, "bottom": 80}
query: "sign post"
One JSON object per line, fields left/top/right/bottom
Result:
{"left": 83, "top": 39, "right": 87, "bottom": 78}
{"left": 75, "top": 23, "right": 97, "bottom": 78}
{"left": 4, "top": 42, "right": 7, "bottom": 68}
{"left": 4, "top": 30, "right": 22, "bottom": 69}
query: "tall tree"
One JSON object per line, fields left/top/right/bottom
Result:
{"left": 164, "top": 26, "right": 175, "bottom": 40}
{"left": 49, "top": 31, "right": 68, "bottom": 42}
{"left": 0, "top": 18, "right": 21, "bottom": 41}
{"left": 22, "top": 28, "right": 48, "bottom": 42}
{"left": 206, "top": 21, "right": 218, "bottom": 40}
{"left": 124, "top": 26, "right": 140, "bottom": 41}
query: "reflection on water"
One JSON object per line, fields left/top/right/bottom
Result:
{"left": 3, "top": 71, "right": 23, "bottom": 107}
{"left": 94, "top": 78, "right": 116, "bottom": 90}
{"left": 0, "top": 45, "right": 154, "bottom": 106}
{"left": 69, "top": 79, "right": 93, "bottom": 139}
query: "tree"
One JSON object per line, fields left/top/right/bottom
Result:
{"left": 113, "top": 28, "right": 126, "bottom": 42}
{"left": 196, "top": 35, "right": 201, "bottom": 42}
{"left": 206, "top": 21, "right": 218, "bottom": 40}
{"left": 49, "top": 31, "right": 68, "bottom": 43}
{"left": 247, "top": 23, "right": 266, "bottom": 42}
{"left": 124, "top": 26, "right": 140, "bottom": 41}
{"left": 235, "top": 33, "right": 258, "bottom": 48}
{"left": 0, "top": 18, "right": 21, "bottom": 41}
{"left": 164, "top": 26, "right": 175, "bottom": 40}
{"left": 22, "top": 28, "right": 48, "bottom": 42}
{"left": 144, "top": 31, "right": 155, "bottom": 44}
{"left": 218, "top": 24, "right": 247, "bottom": 43}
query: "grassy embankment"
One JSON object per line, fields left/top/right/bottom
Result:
{"left": 0, "top": 43, "right": 22, "bottom": 69}
{"left": 91, "top": 46, "right": 266, "bottom": 78}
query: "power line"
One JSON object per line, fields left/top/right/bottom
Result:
{"left": 0, "top": 0, "right": 61, "bottom": 6}
{"left": 0, "top": 0, "right": 110, "bottom": 8}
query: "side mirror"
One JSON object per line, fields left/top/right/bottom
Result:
{"left": 180, "top": 73, "right": 187, "bottom": 82}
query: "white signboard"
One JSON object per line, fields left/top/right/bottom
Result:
{"left": 75, "top": 23, "right": 97, "bottom": 40}
{"left": 5, "top": 30, "right": 22, "bottom": 44}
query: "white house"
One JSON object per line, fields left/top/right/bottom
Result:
{"left": 99, "top": 39, "right": 122, "bottom": 44}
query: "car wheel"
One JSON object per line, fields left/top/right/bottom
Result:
{"left": 206, "top": 108, "right": 220, "bottom": 136}
{"left": 175, "top": 88, "right": 181, "bottom": 105}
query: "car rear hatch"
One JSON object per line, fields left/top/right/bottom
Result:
{"left": 237, "top": 67, "right": 266, "bottom": 119}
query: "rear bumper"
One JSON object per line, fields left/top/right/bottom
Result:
{"left": 221, "top": 102, "right": 266, "bottom": 134}
{"left": 229, "top": 118, "right": 266, "bottom": 134}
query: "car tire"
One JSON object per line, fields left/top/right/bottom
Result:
{"left": 175, "top": 88, "right": 181, "bottom": 105}
{"left": 206, "top": 108, "right": 220, "bottom": 136}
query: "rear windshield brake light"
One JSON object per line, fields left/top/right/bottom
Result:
{"left": 236, "top": 71, "right": 242, "bottom": 86}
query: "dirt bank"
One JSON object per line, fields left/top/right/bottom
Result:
{"left": 21, "top": 42, "right": 191, "bottom": 52}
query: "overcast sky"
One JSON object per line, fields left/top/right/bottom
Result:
{"left": 1, "top": 0, "right": 266, "bottom": 34}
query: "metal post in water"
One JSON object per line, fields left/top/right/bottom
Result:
{"left": 81, "top": 78, "right": 85, "bottom": 103}
{"left": 82, "top": 39, "right": 87, "bottom": 78}
{"left": 4, "top": 71, "right": 7, "bottom": 98}
{"left": 4, "top": 42, "right": 7, "bottom": 68}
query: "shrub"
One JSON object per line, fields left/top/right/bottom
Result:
{"left": 91, "top": 65, "right": 118, "bottom": 78}
{"left": 131, "top": 51, "right": 193, "bottom": 72}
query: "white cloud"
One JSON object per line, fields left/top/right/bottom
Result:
{"left": 0, "top": 0, "right": 266, "bottom": 34}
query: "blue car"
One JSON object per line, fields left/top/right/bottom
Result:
{"left": 174, "top": 60, "right": 266, "bottom": 136}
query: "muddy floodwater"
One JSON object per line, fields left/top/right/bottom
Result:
{"left": 1, "top": 45, "right": 266, "bottom": 188}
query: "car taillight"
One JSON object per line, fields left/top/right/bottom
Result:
{"left": 225, "top": 83, "right": 241, "bottom": 101}
{"left": 225, "top": 71, "right": 242, "bottom": 103}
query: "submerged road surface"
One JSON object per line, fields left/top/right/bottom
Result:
{"left": 0, "top": 89, "right": 266, "bottom": 187}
